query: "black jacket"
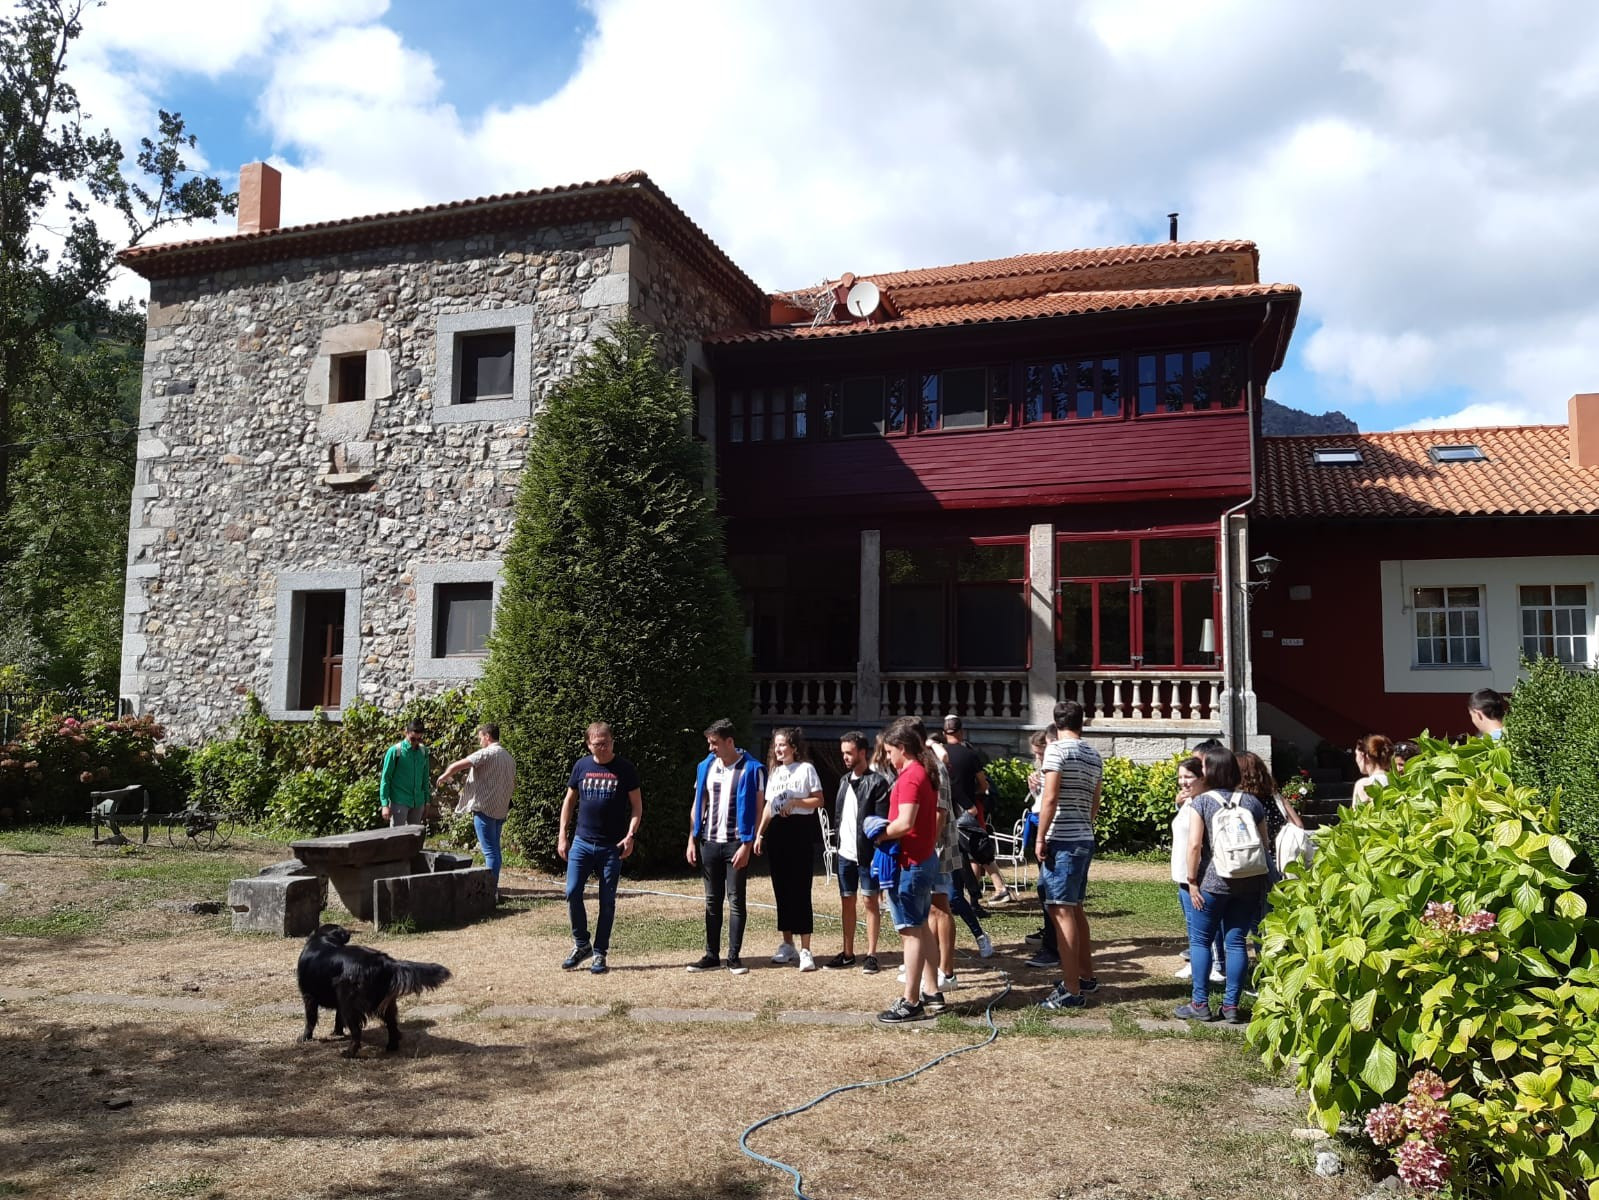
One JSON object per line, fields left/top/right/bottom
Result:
{"left": 833, "top": 769, "right": 892, "bottom": 864}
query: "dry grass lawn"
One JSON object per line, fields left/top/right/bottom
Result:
{"left": 0, "top": 833, "right": 1373, "bottom": 1199}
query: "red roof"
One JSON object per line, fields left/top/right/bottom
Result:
{"left": 711, "top": 282, "right": 1300, "bottom": 344}
{"left": 1257, "top": 427, "right": 1599, "bottom": 518}
{"left": 118, "top": 171, "right": 766, "bottom": 320}
{"left": 866, "top": 239, "right": 1259, "bottom": 291}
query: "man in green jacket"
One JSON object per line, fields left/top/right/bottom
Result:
{"left": 380, "top": 719, "right": 431, "bottom": 826}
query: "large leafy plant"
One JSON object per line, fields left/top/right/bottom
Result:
{"left": 1249, "top": 734, "right": 1599, "bottom": 1198}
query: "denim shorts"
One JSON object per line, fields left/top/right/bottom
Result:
{"left": 934, "top": 869, "right": 955, "bottom": 898}
{"left": 888, "top": 856, "right": 938, "bottom": 930}
{"left": 1039, "top": 839, "right": 1094, "bottom": 907}
{"left": 836, "top": 857, "right": 881, "bottom": 898}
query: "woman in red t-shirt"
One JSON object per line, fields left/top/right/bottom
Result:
{"left": 876, "top": 721, "right": 941, "bottom": 1023}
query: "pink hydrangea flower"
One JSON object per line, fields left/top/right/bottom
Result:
{"left": 1404, "top": 1097, "right": 1450, "bottom": 1140}
{"left": 1396, "top": 1140, "right": 1451, "bottom": 1191}
{"left": 1364, "top": 1103, "right": 1405, "bottom": 1146}
{"left": 1408, "top": 1069, "right": 1450, "bottom": 1101}
{"left": 1459, "top": 910, "right": 1496, "bottom": 934}
{"left": 1421, "top": 901, "right": 1457, "bottom": 930}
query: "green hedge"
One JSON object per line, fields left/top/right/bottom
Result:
{"left": 984, "top": 752, "right": 1180, "bottom": 854}
{"left": 1507, "top": 656, "right": 1599, "bottom": 852}
{"left": 1250, "top": 734, "right": 1598, "bottom": 1197}
{"left": 0, "top": 706, "right": 186, "bottom": 822}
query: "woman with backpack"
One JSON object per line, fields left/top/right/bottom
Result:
{"left": 1175, "top": 745, "right": 1271, "bottom": 1023}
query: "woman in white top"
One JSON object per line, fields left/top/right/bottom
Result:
{"left": 1351, "top": 734, "right": 1395, "bottom": 806}
{"left": 754, "top": 726, "right": 825, "bottom": 971}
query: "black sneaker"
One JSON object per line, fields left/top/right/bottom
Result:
{"left": 877, "top": 997, "right": 928, "bottom": 1024}
{"left": 590, "top": 952, "right": 609, "bottom": 975}
{"left": 1024, "top": 928, "right": 1046, "bottom": 945}
{"left": 1025, "top": 950, "right": 1061, "bottom": 969}
{"left": 1078, "top": 976, "right": 1100, "bottom": 993}
{"left": 726, "top": 957, "right": 749, "bottom": 975}
{"left": 686, "top": 953, "right": 721, "bottom": 973}
{"left": 861, "top": 955, "right": 881, "bottom": 975}
{"left": 561, "top": 943, "right": 593, "bottom": 970}
{"left": 922, "top": 991, "right": 947, "bottom": 1014}
{"left": 823, "top": 952, "right": 857, "bottom": 970}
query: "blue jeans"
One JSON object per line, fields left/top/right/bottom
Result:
{"left": 1177, "top": 885, "right": 1225, "bottom": 976}
{"left": 565, "top": 836, "right": 621, "bottom": 954}
{"left": 1185, "top": 888, "right": 1257, "bottom": 1009}
{"left": 474, "top": 813, "right": 505, "bottom": 892}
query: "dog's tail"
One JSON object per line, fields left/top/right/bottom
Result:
{"left": 390, "top": 960, "right": 452, "bottom": 998}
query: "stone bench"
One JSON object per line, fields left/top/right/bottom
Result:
{"left": 290, "top": 827, "right": 426, "bottom": 921}
{"left": 228, "top": 875, "right": 322, "bottom": 936}
{"left": 372, "top": 867, "right": 496, "bottom": 932}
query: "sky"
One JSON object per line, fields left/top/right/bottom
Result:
{"left": 49, "top": 0, "right": 1599, "bottom": 432}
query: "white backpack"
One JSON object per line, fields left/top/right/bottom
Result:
{"left": 1208, "top": 792, "right": 1268, "bottom": 879}
{"left": 1274, "top": 796, "right": 1315, "bottom": 872}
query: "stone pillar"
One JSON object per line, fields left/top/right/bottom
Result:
{"left": 857, "top": 530, "right": 881, "bottom": 724}
{"left": 1027, "top": 523, "right": 1056, "bottom": 728}
{"left": 1220, "top": 512, "right": 1268, "bottom": 756}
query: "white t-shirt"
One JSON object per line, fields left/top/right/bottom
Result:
{"left": 1170, "top": 802, "right": 1194, "bottom": 883}
{"left": 838, "top": 776, "right": 861, "bottom": 863}
{"left": 705, "top": 757, "right": 739, "bottom": 842}
{"left": 1352, "top": 769, "right": 1389, "bottom": 806}
{"left": 766, "top": 761, "right": 822, "bottom": 816}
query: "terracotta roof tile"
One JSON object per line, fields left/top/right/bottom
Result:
{"left": 710, "top": 282, "right": 1299, "bottom": 344}
{"left": 861, "top": 240, "right": 1260, "bottom": 291}
{"left": 1257, "top": 426, "right": 1599, "bottom": 519}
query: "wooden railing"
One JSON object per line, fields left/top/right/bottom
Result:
{"left": 1056, "top": 671, "right": 1223, "bottom": 725}
{"left": 752, "top": 674, "right": 857, "bottom": 719}
{"left": 882, "top": 673, "right": 1028, "bottom": 721}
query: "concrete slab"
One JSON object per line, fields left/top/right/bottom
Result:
{"left": 61, "top": 992, "right": 224, "bottom": 1014}
{"left": 291, "top": 826, "right": 424, "bottom": 870}
{"left": 480, "top": 1004, "right": 607, "bottom": 1020}
{"left": 228, "top": 874, "right": 321, "bottom": 937}
{"left": 629, "top": 1007, "right": 757, "bottom": 1024}
{"left": 248, "top": 1001, "right": 305, "bottom": 1016}
{"left": 0, "top": 986, "right": 48, "bottom": 1002}
{"left": 372, "top": 867, "right": 497, "bottom": 931}
{"left": 406, "top": 1004, "right": 465, "bottom": 1020}
{"left": 776, "top": 1010, "right": 875, "bottom": 1027}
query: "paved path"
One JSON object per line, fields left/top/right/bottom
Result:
{"left": 0, "top": 984, "right": 1242, "bottom": 1036}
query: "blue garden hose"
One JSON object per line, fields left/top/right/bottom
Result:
{"left": 737, "top": 970, "right": 1014, "bottom": 1199}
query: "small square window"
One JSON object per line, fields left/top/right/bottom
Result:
{"left": 1519, "top": 583, "right": 1590, "bottom": 665}
{"left": 434, "top": 582, "right": 494, "bottom": 657}
{"left": 331, "top": 353, "right": 367, "bottom": 404}
{"left": 1313, "top": 448, "right": 1364, "bottom": 465}
{"left": 1429, "top": 444, "right": 1486, "bottom": 463}
{"left": 459, "top": 331, "right": 515, "bottom": 404}
{"left": 1412, "top": 585, "right": 1484, "bottom": 666}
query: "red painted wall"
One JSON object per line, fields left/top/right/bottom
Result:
{"left": 719, "top": 409, "right": 1252, "bottom": 519}
{"left": 1251, "top": 517, "right": 1599, "bottom": 748}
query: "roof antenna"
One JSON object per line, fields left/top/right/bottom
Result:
{"left": 1168, "top": 212, "right": 1179, "bottom": 242}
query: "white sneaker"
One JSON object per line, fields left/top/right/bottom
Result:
{"left": 938, "top": 970, "right": 958, "bottom": 991}
{"left": 798, "top": 949, "right": 817, "bottom": 972}
{"left": 1173, "top": 962, "right": 1193, "bottom": 979}
{"left": 976, "top": 933, "right": 994, "bottom": 958}
{"left": 1209, "top": 966, "right": 1226, "bottom": 984}
{"left": 772, "top": 943, "right": 798, "bottom": 964}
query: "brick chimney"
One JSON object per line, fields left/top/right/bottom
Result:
{"left": 1569, "top": 393, "right": 1599, "bottom": 468}
{"left": 237, "top": 162, "right": 281, "bottom": 234}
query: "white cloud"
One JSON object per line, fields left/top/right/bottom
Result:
{"left": 1399, "top": 402, "right": 1553, "bottom": 432}
{"left": 72, "top": 0, "right": 1599, "bottom": 429}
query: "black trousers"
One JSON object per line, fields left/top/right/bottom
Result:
{"left": 699, "top": 838, "right": 747, "bottom": 958}
{"left": 765, "top": 816, "right": 815, "bottom": 935}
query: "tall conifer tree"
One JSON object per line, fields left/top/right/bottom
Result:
{"left": 477, "top": 323, "right": 749, "bottom": 867}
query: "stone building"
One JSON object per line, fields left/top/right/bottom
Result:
{"left": 120, "top": 165, "right": 1303, "bottom": 761}
{"left": 117, "top": 167, "right": 762, "bottom": 741}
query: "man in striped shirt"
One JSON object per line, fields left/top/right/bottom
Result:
{"left": 686, "top": 718, "right": 765, "bottom": 975}
{"left": 1035, "top": 699, "right": 1103, "bottom": 1009}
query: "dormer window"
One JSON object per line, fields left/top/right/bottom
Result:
{"left": 1312, "top": 448, "right": 1363, "bottom": 465}
{"left": 1429, "top": 444, "right": 1486, "bottom": 463}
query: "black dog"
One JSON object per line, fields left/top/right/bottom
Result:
{"left": 296, "top": 923, "right": 452, "bottom": 1057}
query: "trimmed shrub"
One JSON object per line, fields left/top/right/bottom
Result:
{"left": 983, "top": 756, "right": 1034, "bottom": 831}
{"left": 475, "top": 323, "right": 749, "bottom": 870}
{"left": 267, "top": 768, "right": 346, "bottom": 837}
{"left": 186, "top": 737, "right": 277, "bottom": 820}
{"left": 1249, "top": 734, "right": 1599, "bottom": 1198}
{"left": 980, "top": 752, "right": 1180, "bottom": 854}
{"left": 1506, "top": 655, "right": 1599, "bottom": 852}
{"left": 340, "top": 777, "right": 382, "bottom": 833}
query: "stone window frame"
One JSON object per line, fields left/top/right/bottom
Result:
{"left": 433, "top": 307, "right": 534, "bottom": 425}
{"left": 414, "top": 560, "right": 505, "bottom": 680}
{"left": 269, "top": 568, "right": 364, "bottom": 721}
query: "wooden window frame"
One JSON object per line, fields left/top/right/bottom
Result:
{"left": 1056, "top": 531, "right": 1220, "bottom": 670}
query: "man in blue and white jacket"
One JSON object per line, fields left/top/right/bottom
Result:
{"left": 685, "top": 717, "right": 765, "bottom": 975}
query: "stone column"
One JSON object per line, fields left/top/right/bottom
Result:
{"left": 857, "top": 530, "right": 881, "bottom": 724}
{"left": 1027, "top": 523, "right": 1056, "bottom": 727}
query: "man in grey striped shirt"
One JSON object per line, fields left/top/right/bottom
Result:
{"left": 1035, "top": 700, "right": 1103, "bottom": 1010}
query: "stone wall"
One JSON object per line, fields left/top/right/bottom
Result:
{"left": 121, "top": 216, "right": 750, "bottom": 742}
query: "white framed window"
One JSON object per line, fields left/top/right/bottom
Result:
{"left": 414, "top": 561, "right": 504, "bottom": 680}
{"left": 1519, "top": 584, "right": 1590, "bottom": 665}
{"left": 1413, "top": 585, "right": 1484, "bottom": 666}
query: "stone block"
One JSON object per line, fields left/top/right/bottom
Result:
{"left": 580, "top": 273, "right": 629, "bottom": 309}
{"left": 228, "top": 875, "right": 321, "bottom": 937}
{"left": 371, "top": 867, "right": 497, "bottom": 932}
{"left": 326, "top": 859, "right": 418, "bottom": 921}
{"left": 318, "top": 320, "right": 384, "bottom": 356}
{"left": 291, "top": 826, "right": 424, "bottom": 870}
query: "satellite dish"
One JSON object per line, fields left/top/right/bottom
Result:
{"left": 844, "top": 279, "right": 881, "bottom": 319}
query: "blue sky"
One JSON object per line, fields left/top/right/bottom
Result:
{"left": 67, "top": 0, "right": 1599, "bottom": 433}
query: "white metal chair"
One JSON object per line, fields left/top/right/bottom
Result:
{"left": 817, "top": 805, "right": 838, "bottom": 880}
{"left": 991, "top": 818, "right": 1032, "bottom": 890}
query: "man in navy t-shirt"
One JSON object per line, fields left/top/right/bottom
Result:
{"left": 557, "top": 721, "right": 643, "bottom": 975}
